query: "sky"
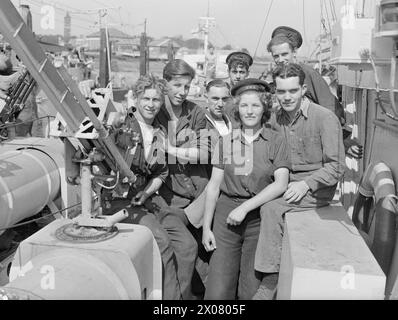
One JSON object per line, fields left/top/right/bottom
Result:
{"left": 10, "top": 0, "right": 378, "bottom": 57}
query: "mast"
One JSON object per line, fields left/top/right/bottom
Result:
{"left": 204, "top": 0, "right": 210, "bottom": 58}
{"left": 201, "top": 0, "right": 215, "bottom": 77}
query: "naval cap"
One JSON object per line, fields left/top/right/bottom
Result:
{"left": 231, "top": 78, "right": 271, "bottom": 97}
{"left": 226, "top": 51, "right": 253, "bottom": 68}
{"left": 271, "top": 26, "right": 303, "bottom": 49}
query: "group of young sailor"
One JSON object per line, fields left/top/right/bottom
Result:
{"left": 106, "top": 26, "right": 361, "bottom": 300}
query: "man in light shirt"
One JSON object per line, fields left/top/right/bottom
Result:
{"left": 203, "top": 79, "right": 233, "bottom": 176}
{"left": 103, "top": 74, "right": 196, "bottom": 300}
{"left": 205, "top": 80, "right": 233, "bottom": 135}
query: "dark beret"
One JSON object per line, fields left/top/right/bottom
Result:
{"left": 271, "top": 26, "right": 303, "bottom": 49}
{"left": 231, "top": 78, "right": 270, "bottom": 97}
{"left": 226, "top": 51, "right": 253, "bottom": 67}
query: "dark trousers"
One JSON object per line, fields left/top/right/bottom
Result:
{"left": 255, "top": 194, "right": 330, "bottom": 273}
{"left": 164, "top": 195, "right": 210, "bottom": 299}
{"left": 205, "top": 194, "right": 262, "bottom": 300}
{"left": 145, "top": 195, "right": 198, "bottom": 300}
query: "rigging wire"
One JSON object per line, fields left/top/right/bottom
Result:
{"left": 217, "top": 24, "right": 240, "bottom": 49}
{"left": 253, "top": 0, "right": 274, "bottom": 57}
{"left": 216, "top": 25, "right": 232, "bottom": 47}
{"left": 0, "top": 202, "right": 83, "bottom": 232}
{"left": 27, "top": 7, "right": 95, "bottom": 31}
{"left": 212, "top": 26, "right": 234, "bottom": 48}
{"left": 329, "top": 0, "right": 338, "bottom": 22}
{"left": 322, "top": 0, "right": 333, "bottom": 38}
{"left": 24, "top": 0, "right": 98, "bottom": 25}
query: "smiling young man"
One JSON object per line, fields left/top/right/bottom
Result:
{"left": 103, "top": 74, "right": 198, "bottom": 300}
{"left": 253, "top": 63, "right": 346, "bottom": 300}
{"left": 268, "top": 26, "right": 339, "bottom": 113}
{"left": 267, "top": 26, "right": 363, "bottom": 159}
{"left": 155, "top": 59, "right": 212, "bottom": 299}
{"left": 156, "top": 59, "right": 210, "bottom": 210}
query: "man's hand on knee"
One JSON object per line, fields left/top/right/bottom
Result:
{"left": 283, "top": 181, "right": 310, "bottom": 204}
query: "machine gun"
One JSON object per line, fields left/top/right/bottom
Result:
{"left": 0, "top": 68, "right": 36, "bottom": 139}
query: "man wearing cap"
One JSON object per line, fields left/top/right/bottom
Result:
{"left": 267, "top": 26, "right": 362, "bottom": 159}
{"left": 226, "top": 51, "right": 253, "bottom": 87}
{"left": 253, "top": 63, "right": 346, "bottom": 299}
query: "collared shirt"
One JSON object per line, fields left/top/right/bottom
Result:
{"left": 114, "top": 113, "right": 168, "bottom": 191}
{"left": 156, "top": 99, "right": 209, "bottom": 203}
{"left": 213, "top": 127, "right": 291, "bottom": 198}
{"left": 270, "top": 98, "right": 346, "bottom": 201}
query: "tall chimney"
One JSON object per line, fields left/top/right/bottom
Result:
{"left": 64, "top": 12, "right": 71, "bottom": 44}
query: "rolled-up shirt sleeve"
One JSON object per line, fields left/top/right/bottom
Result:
{"left": 177, "top": 108, "right": 211, "bottom": 164}
{"left": 270, "top": 133, "right": 291, "bottom": 172}
{"left": 304, "top": 112, "right": 346, "bottom": 192}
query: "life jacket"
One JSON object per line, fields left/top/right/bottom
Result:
{"left": 352, "top": 162, "right": 398, "bottom": 298}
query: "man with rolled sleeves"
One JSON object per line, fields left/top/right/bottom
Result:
{"left": 226, "top": 51, "right": 253, "bottom": 87}
{"left": 173, "top": 79, "right": 234, "bottom": 246}
{"left": 156, "top": 59, "right": 210, "bottom": 212}
{"left": 155, "top": 59, "right": 211, "bottom": 298}
{"left": 267, "top": 26, "right": 363, "bottom": 159}
{"left": 160, "top": 79, "right": 233, "bottom": 227}
{"left": 253, "top": 63, "right": 346, "bottom": 299}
